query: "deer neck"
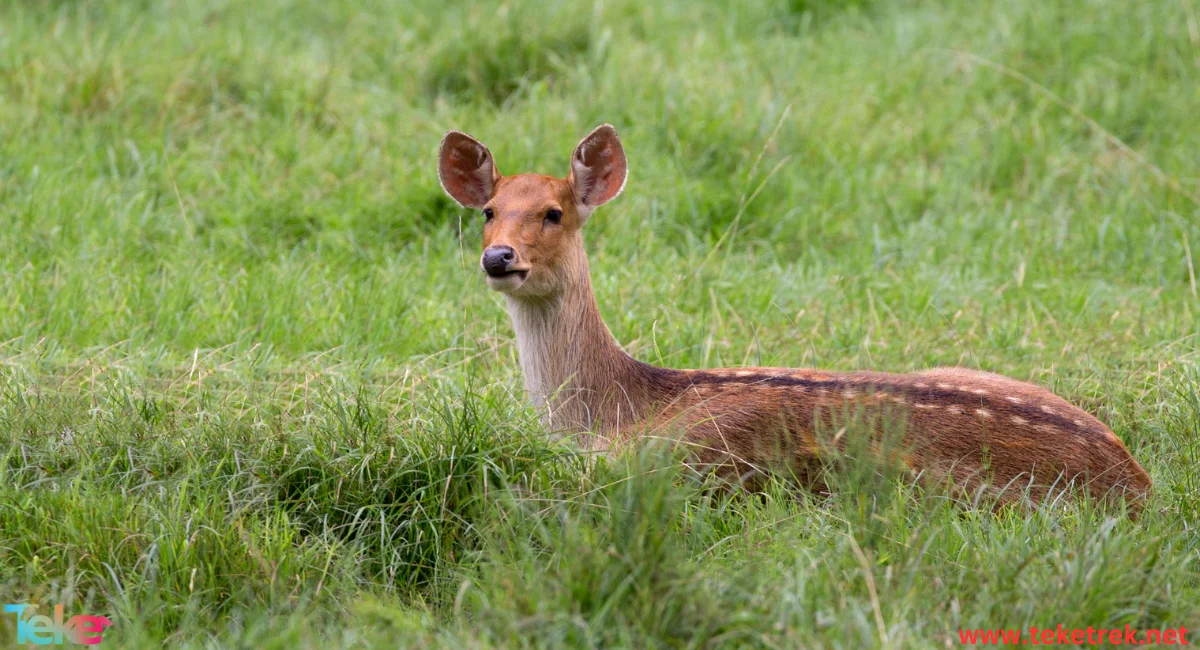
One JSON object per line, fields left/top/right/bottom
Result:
{"left": 503, "top": 252, "right": 650, "bottom": 435}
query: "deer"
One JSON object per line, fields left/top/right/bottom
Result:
{"left": 437, "top": 123, "right": 1152, "bottom": 513}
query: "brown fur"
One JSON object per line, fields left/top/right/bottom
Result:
{"left": 438, "top": 125, "right": 1152, "bottom": 513}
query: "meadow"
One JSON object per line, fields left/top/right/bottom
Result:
{"left": 1, "top": 0, "right": 1199, "bottom": 647}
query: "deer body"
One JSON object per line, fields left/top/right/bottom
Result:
{"left": 438, "top": 125, "right": 1151, "bottom": 509}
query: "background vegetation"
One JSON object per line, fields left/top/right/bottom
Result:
{"left": 1, "top": 0, "right": 1198, "bottom": 647}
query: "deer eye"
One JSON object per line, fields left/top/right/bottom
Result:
{"left": 544, "top": 208, "right": 563, "bottom": 224}
{"left": 483, "top": 208, "right": 494, "bottom": 221}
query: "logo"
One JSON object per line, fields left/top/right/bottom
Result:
{"left": 3, "top": 604, "right": 113, "bottom": 646}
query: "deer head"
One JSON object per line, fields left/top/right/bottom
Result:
{"left": 437, "top": 124, "right": 628, "bottom": 300}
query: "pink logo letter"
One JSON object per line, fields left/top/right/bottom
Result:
{"left": 67, "top": 615, "right": 113, "bottom": 645}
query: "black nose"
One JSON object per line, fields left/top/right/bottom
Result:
{"left": 481, "top": 245, "right": 516, "bottom": 277}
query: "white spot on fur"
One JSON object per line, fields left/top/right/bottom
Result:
{"left": 937, "top": 383, "right": 952, "bottom": 389}
{"left": 1011, "top": 416, "right": 1028, "bottom": 425}
{"left": 975, "top": 408, "right": 992, "bottom": 418}
{"left": 914, "top": 382, "right": 928, "bottom": 389}
{"left": 970, "top": 388, "right": 988, "bottom": 395}
{"left": 842, "top": 390, "right": 859, "bottom": 399}
{"left": 946, "top": 405, "right": 964, "bottom": 414}
{"left": 1040, "top": 405, "right": 1056, "bottom": 415}
{"left": 1073, "top": 419, "right": 1084, "bottom": 426}
{"left": 1006, "top": 396, "right": 1023, "bottom": 404}
{"left": 913, "top": 403, "right": 936, "bottom": 410}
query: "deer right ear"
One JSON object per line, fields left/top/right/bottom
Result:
{"left": 568, "top": 124, "right": 627, "bottom": 213}
{"left": 438, "top": 131, "right": 500, "bottom": 208}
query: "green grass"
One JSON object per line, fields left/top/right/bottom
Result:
{"left": 1, "top": 0, "right": 1199, "bottom": 647}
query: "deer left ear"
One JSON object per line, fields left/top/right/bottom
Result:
{"left": 568, "top": 124, "right": 627, "bottom": 214}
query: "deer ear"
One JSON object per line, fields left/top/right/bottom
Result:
{"left": 568, "top": 124, "right": 627, "bottom": 212}
{"left": 438, "top": 131, "right": 500, "bottom": 208}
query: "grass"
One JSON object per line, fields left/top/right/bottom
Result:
{"left": 1, "top": 0, "right": 1198, "bottom": 647}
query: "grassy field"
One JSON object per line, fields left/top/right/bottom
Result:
{"left": 1, "top": 0, "right": 1199, "bottom": 647}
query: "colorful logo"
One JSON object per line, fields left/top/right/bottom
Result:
{"left": 3, "top": 604, "right": 112, "bottom": 646}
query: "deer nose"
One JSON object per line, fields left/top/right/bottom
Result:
{"left": 481, "top": 245, "right": 517, "bottom": 277}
